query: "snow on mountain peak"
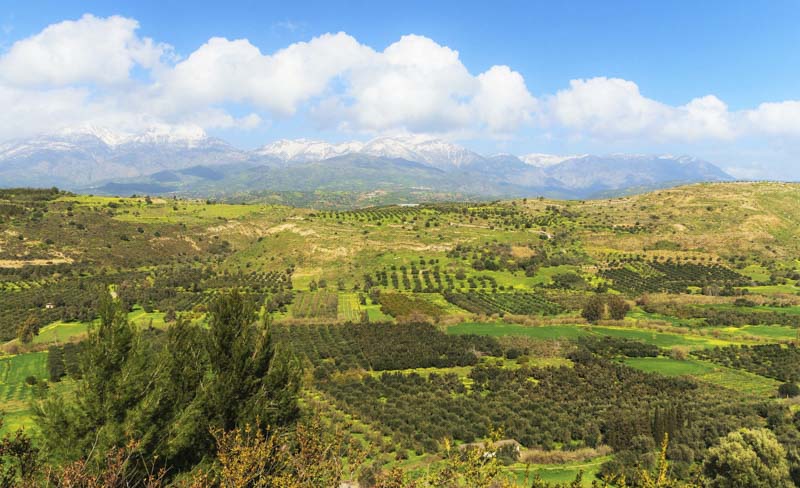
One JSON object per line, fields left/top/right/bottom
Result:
{"left": 132, "top": 125, "right": 208, "bottom": 145}
{"left": 258, "top": 135, "right": 484, "bottom": 168}
{"left": 57, "top": 125, "right": 209, "bottom": 147}
{"left": 59, "top": 125, "right": 132, "bottom": 146}
{"left": 255, "top": 139, "right": 365, "bottom": 162}
{"left": 520, "top": 153, "right": 586, "bottom": 167}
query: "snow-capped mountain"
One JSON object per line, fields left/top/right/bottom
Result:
{"left": 255, "top": 135, "right": 484, "bottom": 169}
{"left": 254, "top": 139, "right": 365, "bottom": 163}
{"left": 0, "top": 127, "right": 245, "bottom": 187}
{"left": 360, "top": 135, "right": 484, "bottom": 169}
{"left": 0, "top": 128, "right": 734, "bottom": 197}
{"left": 520, "top": 153, "right": 586, "bottom": 167}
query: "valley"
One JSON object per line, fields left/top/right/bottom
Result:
{"left": 1, "top": 182, "right": 800, "bottom": 486}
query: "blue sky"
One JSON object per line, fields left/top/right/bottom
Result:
{"left": 2, "top": 1, "right": 799, "bottom": 179}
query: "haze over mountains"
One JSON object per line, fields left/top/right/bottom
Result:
{"left": 0, "top": 127, "right": 734, "bottom": 199}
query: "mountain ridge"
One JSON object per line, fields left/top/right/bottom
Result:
{"left": 0, "top": 128, "right": 735, "bottom": 199}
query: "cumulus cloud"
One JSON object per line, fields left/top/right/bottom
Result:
{"left": 315, "top": 35, "right": 537, "bottom": 135}
{"left": 547, "top": 77, "right": 734, "bottom": 142}
{"left": 154, "top": 32, "right": 372, "bottom": 115}
{"left": 1, "top": 11, "right": 800, "bottom": 159}
{"left": 473, "top": 66, "right": 537, "bottom": 133}
{"left": 0, "top": 14, "right": 170, "bottom": 86}
{"left": 745, "top": 101, "right": 800, "bottom": 136}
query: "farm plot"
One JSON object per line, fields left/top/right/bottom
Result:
{"left": 694, "top": 344, "right": 800, "bottom": 382}
{"left": 448, "top": 322, "right": 589, "bottom": 340}
{"left": 589, "top": 326, "right": 735, "bottom": 349}
{"left": 378, "top": 293, "right": 444, "bottom": 319}
{"left": 0, "top": 351, "right": 48, "bottom": 433}
{"left": 623, "top": 357, "right": 780, "bottom": 398}
{"left": 601, "top": 262, "right": 748, "bottom": 294}
{"left": 443, "top": 290, "right": 563, "bottom": 316}
{"left": 291, "top": 291, "right": 339, "bottom": 319}
{"left": 338, "top": 293, "right": 363, "bottom": 322}
{"left": 272, "top": 322, "right": 501, "bottom": 372}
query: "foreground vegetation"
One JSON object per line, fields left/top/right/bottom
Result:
{"left": 2, "top": 183, "right": 800, "bottom": 486}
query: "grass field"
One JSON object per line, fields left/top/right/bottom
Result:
{"left": 0, "top": 352, "right": 47, "bottom": 434}
{"left": 3, "top": 307, "right": 170, "bottom": 351}
{"left": 32, "top": 320, "right": 90, "bottom": 344}
{"left": 718, "top": 324, "right": 798, "bottom": 341}
{"left": 447, "top": 322, "right": 589, "bottom": 340}
{"left": 510, "top": 456, "right": 611, "bottom": 487}
{"left": 589, "top": 326, "right": 735, "bottom": 349}
{"left": 738, "top": 264, "right": 771, "bottom": 283}
{"left": 623, "top": 357, "right": 780, "bottom": 398}
{"left": 528, "top": 265, "right": 581, "bottom": 286}
{"left": 338, "top": 293, "right": 363, "bottom": 322}
{"left": 623, "top": 357, "right": 716, "bottom": 376}
{"left": 742, "top": 284, "right": 800, "bottom": 295}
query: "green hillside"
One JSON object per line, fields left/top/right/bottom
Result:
{"left": 2, "top": 182, "right": 800, "bottom": 486}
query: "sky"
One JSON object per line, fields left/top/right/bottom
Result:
{"left": 1, "top": 0, "right": 799, "bottom": 179}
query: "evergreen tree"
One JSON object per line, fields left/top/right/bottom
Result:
{"left": 36, "top": 290, "right": 301, "bottom": 481}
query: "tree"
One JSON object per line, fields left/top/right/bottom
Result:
{"left": 47, "top": 345, "right": 65, "bottom": 382}
{"left": 17, "top": 315, "right": 39, "bottom": 344}
{"left": 0, "top": 419, "right": 40, "bottom": 486}
{"left": 36, "top": 290, "right": 302, "bottom": 482}
{"left": 551, "top": 272, "right": 587, "bottom": 290}
{"left": 36, "top": 292, "right": 146, "bottom": 463}
{"left": 778, "top": 382, "right": 800, "bottom": 398}
{"left": 582, "top": 295, "right": 606, "bottom": 323}
{"left": 607, "top": 295, "right": 631, "bottom": 320}
{"left": 703, "top": 428, "right": 792, "bottom": 488}
{"left": 164, "top": 308, "right": 176, "bottom": 323}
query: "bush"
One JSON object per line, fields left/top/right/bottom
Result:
{"left": 582, "top": 295, "right": 606, "bottom": 323}
{"left": 778, "top": 382, "right": 800, "bottom": 398}
{"left": 670, "top": 346, "right": 690, "bottom": 361}
{"left": 607, "top": 295, "right": 630, "bottom": 320}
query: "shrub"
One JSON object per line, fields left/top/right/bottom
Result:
{"left": 778, "top": 382, "right": 800, "bottom": 398}
{"left": 582, "top": 295, "right": 606, "bottom": 323}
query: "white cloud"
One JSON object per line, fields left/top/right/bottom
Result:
{"left": 316, "top": 35, "right": 537, "bottom": 135}
{"left": 745, "top": 101, "right": 800, "bottom": 136}
{"left": 473, "top": 65, "right": 537, "bottom": 133}
{"left": 0, "top": 14, "right": 170, "bottom": 86}
{"left": 328, "top": 35, "right": 475, "bottom": 132}
{"left": 155, "top": 33, "right": 372, "bottom": 116}
{"left": 1, "top": 10, "right": 800, "bottom": 171}
{"left": 547, "top": 77, "right": 734, "bottom": 142}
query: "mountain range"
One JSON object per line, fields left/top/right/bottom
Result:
{"left": 0, "top": 128, "right": 734, "bottom": 200}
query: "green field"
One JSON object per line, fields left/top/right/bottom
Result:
{"left": 739, "top": 264, "right": 771, "bottom": 283}
{"left": 447, "top": 322, "right": 742, "bottom": 351}
{"left": 623, "top": 357, "right": 715, "bottom": 376}
{"left": 510, "top": 456, "right": 610, "bottom": 487}
{"left": 624, "top": 357, "right": 780, "bottom": 398}
{"left": 589, "top": 326, "right": 735, "bottom": 349}
{"left": 32, "top": 320, "right": 90, "bottom": 344}
{"left": 719, "top": 324, "right": 799, "bottom": 341}
{"left": 0, "top": 352, "right": 48, "bottom": 433}
{"left": 338, "top": 293, "right": 363, "bottom": 322}
{"left": 447, "top": 322, "right": 589, "bottom": 340}
{"left": 742, "top": 284, "right": 800, "bottom": 295}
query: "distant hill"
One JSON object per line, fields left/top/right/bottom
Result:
{"left": 0, "top": 128, "right": 734, "bottom": 199}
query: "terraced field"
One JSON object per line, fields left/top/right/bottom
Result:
{"left": 337, "top": 293, "right": 363, "bottom": 322}
{"left": 623, "top": 357, "right": 781, "bottom": 398}
{"left": 0, "top": 352, "right": 47, "bottom": 433}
